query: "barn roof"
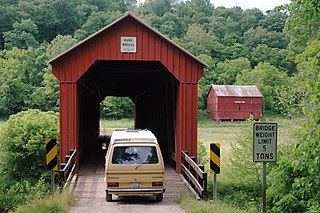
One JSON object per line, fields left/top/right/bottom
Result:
{"left": 211, "top": 85, "right": 263, "bottom": 97}
{"left": 48, "top": 12, "right": 206, "bottom": 67}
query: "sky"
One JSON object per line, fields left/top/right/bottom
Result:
{"left": 136, "top": 0, "right": 291, "bottom": 12}
{"left": 212, "top": 0, "right": 290, "bottom": 12}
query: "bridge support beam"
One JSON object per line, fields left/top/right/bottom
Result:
{"left": 59, "top": 82, "right": 79, "bottom": 172}
{"left": 176, "top": 83, "right": 198, "bottom": 173}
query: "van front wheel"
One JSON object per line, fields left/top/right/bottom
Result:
{"left": 106, "top": 192, "right": 112, "bottom": 202}
{"left": 155, "top": 193, "right": 163, "bottom": 202}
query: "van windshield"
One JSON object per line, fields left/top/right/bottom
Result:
{"left": 112, "top": 146, "right": 159, "bottom": 164}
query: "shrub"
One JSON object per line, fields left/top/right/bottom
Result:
{"left": 217, "top": 180, "right": 261, "bottom": 212}
{"left": 0, "top": 109, "right": 59, "bottom": 180}
{"left": 228, "top": 117, "right": 261, "bottom": 183}
{"left": 197, "top": 140, "right": 208, "bottom": 166}
{"left": 0, "top": 178, "right": 50, "bottom": 212}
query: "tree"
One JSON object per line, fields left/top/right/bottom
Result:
{"left": 251, "top": 44, "right": 296, "bottom": 75}
{"left": 144, "top": 0, "right": 172, "bottom": 16}
{"left": 74, "top": 11, "right": 122, "bottom": 41}
{"left": 197, "top": 54, "right": 218, "bottom": 110}
{"left": 31, "top": 34, "right": 78, "bottom": 112}
{"left": 208, "top": 16, "right": 238, "bottom": 40}
{"left": 11, "top": 0, "right": 82, "bottom": 45}
{"left": 182, "top": 23, "right": 218, "bottom": 56}
{"left": 100, "top": 96, "right": 135, "bottom": 119}
{"left": 214, "top": 57, "right": 251, "bottom": 85}
{"left": 150, "top": 12, "right": 186, "bottom": 39}
{"left": 273, "top": 78, "right": 306, "bottom": 117}
{"left": 0, "top": 50, "right": 28, "bottom": 115}
{"left": 191, "top": 0, "right": 214, "bottom": 16}
{"left": 284, "top": 0, "right": 320, "bottom": 53}
{"left": 239, "top": 8, "right": 264, "bottom": 33}
{"left": 0, "top": 4, "right": 26, "bottom": 49}
{"left": 0, "top": 47, "right": 47, "bottom": 115}
{"left": 46, "top": 34, "right": 77, "bottom": 60}
{"left": 243, "top": 26, "right": 289, "bottom": 50}
{"left": 3, "top": 19, "right": 39, "bottom": 50}
{"left": 236, "top": 62, "right": 289, "bottom": 112}
{"left": 259, "top": 11, "right": 288, "bottom": 32}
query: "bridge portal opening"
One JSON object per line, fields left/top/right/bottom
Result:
{"left": 77, "top": 60, "right": 178, "bottom": 169}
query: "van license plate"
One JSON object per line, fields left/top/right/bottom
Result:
{"left": 131, "top": 183, "right": 140, "bottom": 189}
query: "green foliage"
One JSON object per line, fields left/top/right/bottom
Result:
{"left": 181, "top": 23, "right": 218, "bottom": 56}
{"left": 74, "top": 11, "right": 122, "bottom": 41}
{"left": 236, "top": 62, "right": 289, "bottom": 112}
{"left": 15, "top": 188, "right": 74, "bottom": 213}
{"left": 273, "top": 78, "right": 306, "bottom": 117}
{"left": 217, "top": 180, "right": 261, "bottom": 212}
{"left": 243, "top": 26, "right": 289, "bottom": 50}
{"left": 267, "top": 145, "right": 305, "bottom": 212}
{"left": 0, "top": 178, "right": 50, "bottom": 212}
{"left": 291, "top": 76, "right": 320, "bottom": 209}
{"left": 0, "top": 109, "right": 59, "bottom": 180}
{"left": 144, "top": 0, "right": 172, "bottom": 17}
{"left": 179, "top": 189, "right": 246, "bottom": 213}
{"left": 3, "top": 18, "right": 39, "bottom": 50}
{"left": 197, "top": 140, "right": 207, "bottom": 166}
{"left": 100, "top": 96, "right": 135, "bottom": 119}
{"left": 46, "top": 34, "right": 77, "bottom": 59}
{"left": 213, "top": 57, "right": 251, "bottom": 85}
{"left": 228, "top": 117, "right": 261, "bottom": 183}
{"left": 0, "top": 47, "right": 47, "bottom": 115}
{"left": 251, "top": 44, "right": 296, "bottom": 75}
{"left": 284, "top": 0, "right": 320, "bottom": 53}
{"left": 267, "top": 40, "right": 320, "bottom": 212}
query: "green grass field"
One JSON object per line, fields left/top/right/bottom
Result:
{"left": 198, "top": 117, "right": 302, "bottom": 177}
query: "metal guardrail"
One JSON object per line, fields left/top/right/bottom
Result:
{"left": 181, "top": 150, "right": 207, "bottom": 199}
{"left": 59, "top": 149, "right": 77, "bottom": 189}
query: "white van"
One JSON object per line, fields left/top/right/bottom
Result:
{"left": 105, "top": 129, "right": 165, "bottom": 202}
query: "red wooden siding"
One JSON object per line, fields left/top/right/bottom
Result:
{"left": 207, "top": 85, "right": 262, "bottom": 120}
{"left": 49, "top": 13, "right": 206, "bottom": 174}
{"left": 51, "top": 17, "right": 203, "bottom": 84}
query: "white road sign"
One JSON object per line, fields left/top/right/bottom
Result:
{"left": 253, "top": 123, "right": 277, "bottom": 162}
{"left": 121, "top": 36, "right": 136, "bottom": 53}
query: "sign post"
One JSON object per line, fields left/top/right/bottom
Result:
{"left": 253, "top": 123, "right": 277, "bottom": 213}
{"left": 210, "top": 143, "right": 220, "bottom": 203}
{"left": 46, "top": 138, "right": 58, "bottom": 196}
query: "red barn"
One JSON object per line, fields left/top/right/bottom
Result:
{"left": 207, "top": 85, "right": 262, "bottom": 121}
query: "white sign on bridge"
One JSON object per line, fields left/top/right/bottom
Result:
{"left": 253, "top": 123, "right": 277, "bottom": 162}
{"left": 121, "top": 36, "right": 136, "bottom": 53}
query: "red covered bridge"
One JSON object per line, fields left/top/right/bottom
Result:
{"left": 49, "top": 12, "right": 206, "bottom": 173}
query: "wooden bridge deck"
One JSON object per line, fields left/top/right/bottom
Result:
{"left": 69, "top": 153, "right": 186, "bottom": 212}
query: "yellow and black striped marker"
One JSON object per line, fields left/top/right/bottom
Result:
{"left": 46, "top": 138, "right": 58, "bottom": 171}
{"left": 210, "top": 143, "right": 220, "bottom": 174}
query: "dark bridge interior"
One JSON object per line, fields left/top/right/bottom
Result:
{"left": 77, "top": 60, "right": 178, "bottom": 168}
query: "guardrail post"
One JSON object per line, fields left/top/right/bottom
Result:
{"left": 199, "top": 165, "right": 207, "bottom": 198}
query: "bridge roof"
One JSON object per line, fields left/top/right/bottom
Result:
{"left": 49, "top": 12, "right": 206, "bottom": 68}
